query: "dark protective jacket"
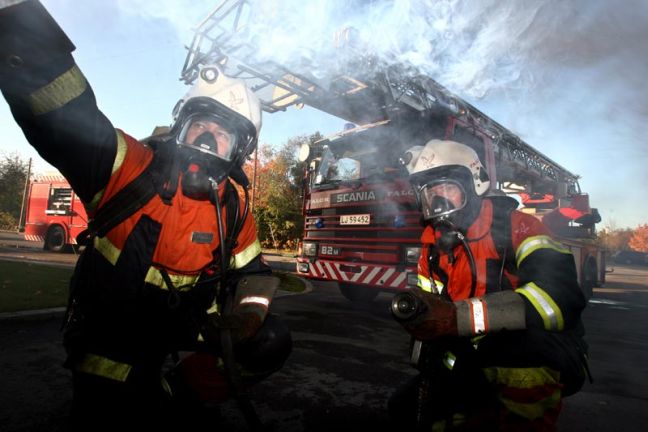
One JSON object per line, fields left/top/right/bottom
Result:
{"left": 415, "top": 196, "right": 588, "bottom": 428}
{"left": 0, "top": 0, "right": 269, "bottom": 381}
{"left": 417, "top": 197, "right": 586, "bottom": 332}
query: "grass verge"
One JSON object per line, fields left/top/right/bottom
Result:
{"left": 0, "top": 261, "right": 72, "bottom": 312}
{"left": 274, "top": 270, "right": 306, "bottom": 293}
{"left": 0, "top": 261, "right": 306, "bottom": 314}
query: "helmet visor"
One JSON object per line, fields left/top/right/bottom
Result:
{"left": 418, "top": 179, "right": 467, "bottom": 220}
{"left": 177, "top": 114, "right": 237, "bottom": 162}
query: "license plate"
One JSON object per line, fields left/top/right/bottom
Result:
{"left": 339, "top": 214, "right": 370, "bottom": 225}
{"left": 320, "top": 245, "right": 340, "bottom": 255}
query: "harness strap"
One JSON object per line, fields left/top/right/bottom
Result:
{"left": 79, "top": 140, "right": 174, "bottom": 243}
{"left": 488, "top": 196, "right": 519, "bottom": 290}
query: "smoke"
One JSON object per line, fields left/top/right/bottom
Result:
{"left": 114, "top": 1, "right": 647, "bottom": 103}
{"left": 115, "top": 0, "right": 213, "bottom": 41}
{"left": 114, "top": 0, "right": 647, "bottom": 148}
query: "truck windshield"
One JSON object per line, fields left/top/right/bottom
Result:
{"left": 313, "top": 145, "right": 405, "bottom": 187}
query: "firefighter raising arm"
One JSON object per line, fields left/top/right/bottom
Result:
{"left": 1, "top": 2, "right": 292, "bottom": 429}
{"left": 0, "top": 0, "right": 117, "bottom": 204}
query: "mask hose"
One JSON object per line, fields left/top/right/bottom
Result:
{"left": 208, "top": 177, "right": 262, "bottom": 430}
{"left": 456, "top": 231, "right": 477, "bottom": 298}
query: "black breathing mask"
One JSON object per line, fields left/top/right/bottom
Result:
{"left": 179, "top": 132, "right": 229, "bottom": 201}
{"left": 432, "top": 217, "right": 463, "bottom": 254}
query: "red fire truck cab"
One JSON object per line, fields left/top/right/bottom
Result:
{"left": 178, "top": 1, "right": 605, "bottom": 302}
{"left": 24, "top": 174, "right": 88, "bottom": 252}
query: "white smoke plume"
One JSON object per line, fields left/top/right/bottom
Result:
{"left": 116, "top": 0, "right": 647, "bottom": 122}
{"left": 114, "top": 0, "right": 643, "bottom": 155}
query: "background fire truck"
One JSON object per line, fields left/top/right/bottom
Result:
{"left": 181, "top": 0, "right": 605, "bottom": 301}
{"left": 24, "top": 173, "right": 87, "bottom": 252}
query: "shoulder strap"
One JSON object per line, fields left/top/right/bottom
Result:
{"left": 488, "top": 196, "right": 518, "bottom": 274}
{"left": 80, "top": 140, "right": 175, "bottom": 242}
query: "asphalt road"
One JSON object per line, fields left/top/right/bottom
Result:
{"left": 1, "top": 231, "right": 647, "bottom": 431}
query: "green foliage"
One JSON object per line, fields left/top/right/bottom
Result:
{"left": 0, "top": 153, "right": 29, "bottom": 224}
{"left": 0, "top": 211, "right": 18, "bottom": 230}
{"left": 251, "top": 132, "right": 322, "bottom": 250}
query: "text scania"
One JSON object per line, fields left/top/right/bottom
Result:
{"left": 332, "top": 189, "right": 413, "bottom": 204}
{"left": 334, "top": 191, "right": 377, "bottom": 203}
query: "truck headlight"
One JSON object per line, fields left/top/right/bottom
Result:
{"left": 405, "top": 247, "right": 421, "bottom": 264}
{"left": 303, "top": 242, "right": 317, "bottom": 257}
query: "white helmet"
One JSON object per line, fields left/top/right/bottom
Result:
{"left": 172, "top": 64, "right": 262, "bottom": 166}
{"left": 402, "top": 140, "right": 490, "bottom": 222}
{"left": 403, "top": 139, "right": 490, "bottom": 195}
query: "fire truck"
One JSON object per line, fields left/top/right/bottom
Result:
{"left": 24, "top": 173, "right": 88, "bottom": 252}
{"left": 181, "top": 0, "right": 605, "bottom": 301}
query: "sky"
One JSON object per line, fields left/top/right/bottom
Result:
{"left": 1, "top": 0, "right": 647, "bottom": 229}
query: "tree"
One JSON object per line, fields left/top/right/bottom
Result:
{"left": 598, "top": 227, "right": 633, "bottom": 254}
{"left": 0, "top": 154, "right": 29, "bottom": 230}
{"left": 628, "top": 224, "right": 648, "bottom": 252}
{"left": 244, "top": 132, "right": 322, "bottom": 250}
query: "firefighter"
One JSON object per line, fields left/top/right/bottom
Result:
{"left": 0, "top": 1, "right": 291, "bottom": 429}
{"left": 389, "top": 139, "right": 590, "bottom": 431}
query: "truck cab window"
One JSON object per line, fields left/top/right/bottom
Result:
{"left": 46, "top": 187, "right": 73, "bottom": 216}
{"left": 314, "top": 145, "right": 405, "bottom": 187}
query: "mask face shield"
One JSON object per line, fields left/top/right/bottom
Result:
{"left": 417, "top": 179, "right": 467, "bottom": 221}
{"left": 177, "top": 114, "right": 238, "bottom": 162}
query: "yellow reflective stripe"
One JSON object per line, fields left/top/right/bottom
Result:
{"left": 206, "top": 301, "right": 220, "bottom": 315}
{"left": 417, "top": 274, "right": 444, "bottom": 294}
{"left": 434, "top": 279, "right": 444, "bottom": 292}
{"left": 28, "top": 65, "right": 87, "bottom": 115}
{"left": 483, "top": 365, "right": 560, "bottom": 389}
{"left": 161, "top": 376, "right": 173, "bottom": 396}
{"left": 144, "top": 267, "right": 199, "bottom": 291}
{"left": 76, "top": 353, "right": 132, "bottom": 382}
{"left": 418, "top": 274, "right": 432, "bottom": 292}
{"left": 93, "top": 237, "right": 200, "bottom": 290}
{"left": 85, "top": 130, "right": 128, "bottom": 213}
{"left": 516, "top": 235, "right": 571, "bottom": 267}
{"left": 516, "top": 282, "right": 564, "bottom": 331}
{"left": 232, "top": 239, "right": 262, "bottom": 269}
{"left": 93, "top": 235, "right": 120, "bottom": 265}
{"left": 93, "top": 234, "right": 200, "bottom": 291}
{"left": 482, "top": 366, "right": 561, "bottom": 419}
{"left": 112, "top": 130, "right": 128, "bottom": 175}
{"left": 443, "top": 351, "right": 456, "bottom": 370}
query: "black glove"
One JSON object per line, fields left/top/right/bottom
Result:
{"left": 394, "top": 289, "right": 458, "bottom": 341}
